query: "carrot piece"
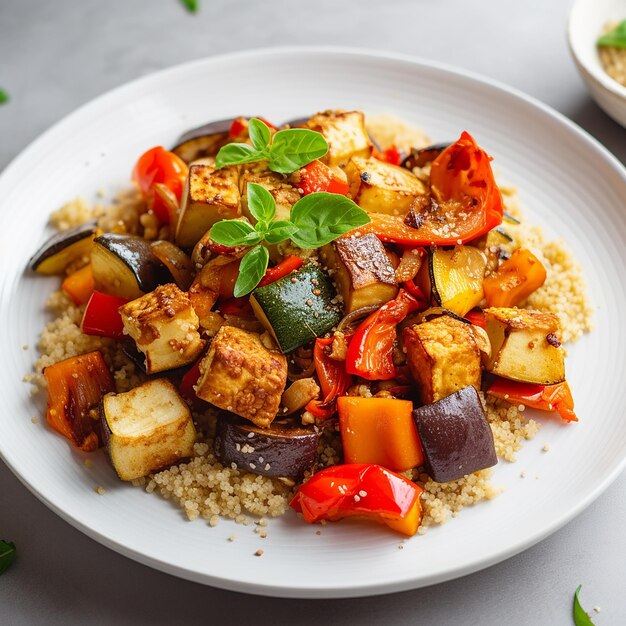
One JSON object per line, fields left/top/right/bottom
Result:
{"left": 43, "top": 351, "right": 115, "bottom": 451}
{"left": 337, "top": 397, "right": 424, "bottom": 471}
{"left": 483, "top": 248, "right": 546, "bottom": 308}
{"left": 62, "top": 264, "right": 95, "bottom": 305}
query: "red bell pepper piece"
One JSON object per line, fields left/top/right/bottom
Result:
{"left": 345, "top": 132, "right": 503, "bottom": 246}
{"left": 290, "top": 463, "right": 424, "bottom": 536}
{"left": 486, "top": 378, "right": 578, "bottom": 423}
{"left": 346, "top": 289, "right": 419, "bottom": 381}
{"left": 218, "top": 296, "right": 254, "bottom": 317}
{"left": 81, "top": 292, "right": 129, "bottom": 339}
{"left": 294, "top": 160, "right": 350, "bottom": 196}
{"left": 304, "top": 335, "right": 352, "bottom": 418}
{"left": 179, "top": 356, "right": 207, "bottom": 410}
{"left": 132, "top": 146, "right": 188, "bottom": 225}
{"left": 464, "top": 309, "right": 486, "bottom": 328}
{"left": 402, "top": 278, "right": 429, "bottom": 306}
{"left": 373, "top": 144, "right": 403, "bottom": 166}
{"left": 257, "top": 255, "right": 304, "bottom": 288}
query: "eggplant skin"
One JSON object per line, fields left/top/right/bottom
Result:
{"left": 412, "top": 385, "right": 497, "bottom": 483}
{"left": 402, "top": 143, "right": 452, "bottom": 170}
{"left": 29, "top": 221, "right": 98, "bottom": 274}
{"left": 214, "top": 414, "right": 320, "bottom": 480}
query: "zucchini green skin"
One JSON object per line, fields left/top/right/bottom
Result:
{"left": 251, "top": 264, "right": 342, "bottom": 353}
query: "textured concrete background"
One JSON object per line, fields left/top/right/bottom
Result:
{"left": 1, "top": 0, "right": 625, "bottom": 624}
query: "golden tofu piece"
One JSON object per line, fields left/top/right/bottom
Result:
{"left": 195, "top": 325, "right": 288, "bottom": 428}
{"left": 239, "top": 163, "right": 301, "bottom": 223}
{"left": 175, "top": 157, "right": 241, "bottom": 248}
{"left": 484, "top": 307, "right": 565, "bottom": 384}
{"left": 306, "top": 110, "right": 373, "bottom": 166}
{"left": 321, "top": 233, "right": 397, "bottom": 313}
{"left": 344, "top": 156, "right": 427, "bottom": 216}
{"left": 403, "top": 315, "right": 482, "bottom": 405}
{"left": 120, "top": 283, "right": 205, "bottom": 374}
{"left": 101, "top": 378, "right": 196, "bottom": 481}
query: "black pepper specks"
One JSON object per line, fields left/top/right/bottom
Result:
{"left": 546, "top": 333, "right": 561, "bottom": 348}
{"left": 360, "top": 172, "right": 371, "bottom": 183}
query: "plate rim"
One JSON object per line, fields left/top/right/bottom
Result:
{"left": 1, "top": 45, "right": 626, "bottom": 598}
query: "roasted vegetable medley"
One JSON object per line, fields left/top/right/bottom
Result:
{"left": 29, "top": 110, "right": 580, "bottom": 537}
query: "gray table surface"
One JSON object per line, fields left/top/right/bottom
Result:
{"left": 1, "top": 0, "right": 625, "bottom": 624}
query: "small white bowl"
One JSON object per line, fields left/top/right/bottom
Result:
{"left": 568, "top": 0, "right": 626, "bottom": 127}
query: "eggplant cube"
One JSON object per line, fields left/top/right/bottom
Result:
{"left": 239, "top": 163, "right": 300, "bottom": 223}
{"left": 306, "top": 110, "right": 373, "bottom": 166}
{"left": 321, "top": 233, "right": 398, "bottom": 313}
{"left": 119, "top": 283, "right": 204, "bottom": 374}
{"left": 412, "top": 385, "right": 497, "bottom": 483}
{"left": 484, "top": 307, "right": 565, "bottom": 385}
{"left": 92, "top": 234, "right": 166, "bottom": 300}
{"left": 175, "top": 157, "right": 241, "bottom": 248}
{"left": 403, "top": 315, "right": 482, "bottom": 405}
{"left": 344, "top": 156, "right": 427, "bottom": 216}
{"left": 101, "top": 378, "right": 196, "bottom": 481}
{"left": 195, "top": 325, "right": 288, "bottom": 428}
{"left": 214, "top": 414, "right": 321, "bottom": 480}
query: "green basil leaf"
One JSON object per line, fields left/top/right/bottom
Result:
{"left": 248, "top": 118, "right": 271, "bottom": 151}
{"left": 0, "top": 540, "right": 16, "bottom": 575}
{"left": 180, "top": 0, "right": 199, "bottom": 13}
{"left": 247, "top": 182, "right": 276, "bottom": 224}
{"left": 209, "top": 219, "right": 260, "bottom": 246}
{"left": 0, "top": 89, "right": 9, "bottom": 105}
{"left": 573, "top": 586, "right": 595, "bottom": 626}
{"left": 233, "top": 245, "right": 269, "bottom": 297}
{"left": 215, "top": 143, "right": 264, "bottom": 169}
{"left": 598, "top": 20, "right": 626, "bottom": 49}
{"left": 265, "top": 220, "right": 299, "bottom": 244}
{"left": 289, "top": 192, "right": 371, "bottom": 248}
{"left": 267, "top": 128, "right": 328, "bottom": 174}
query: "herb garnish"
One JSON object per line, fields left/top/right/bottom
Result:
{"left": 215, "top": 118, "right": 328, "bottom": 174}
{"left": 0, "top": 89, "right": 9, "bottom": 105}
{"left": 180, "top": 0, "right": 199, "bottom": 13}
{"left": 210, "top": 183, "right": 370, "bottom": 297}
{"left": 597, "top": 20, "right": 626, "bottom": 49}
{"left": 0, "top": 540, "right": 16, "bottom": 575}
{"left": 573, "top": 585, "right": 595, "bottom": 626}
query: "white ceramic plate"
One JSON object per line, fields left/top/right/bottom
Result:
{"left": 1, "top": 48, "right": 625, "bottom": 599}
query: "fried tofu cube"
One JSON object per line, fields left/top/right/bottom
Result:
{"left": 101, "top": 378, "right": 196, "bottom": 481}
{"left": 239, "top": 163, "right": 301, "bottom": 223}
{"left": 195, "top": 325, "right": 288, "bottom": 428}
{"left": 120, "top": 283, "right": 205, "bottom": 374}
{"left": 483, "top": 307, "right": 565, "bottom": 385}
{"left": 403, "top": 315, "right": 482, "bottom": 405}
{"left": 175, "top": 157, "right": 241, "bottom": 248}
{"left": 306, "top": 110, "right": 373, "bottom": 166}
{"left": 344, "top": 156, "right": 427, "bottom": 216}
{"left": 321, "top": 233, "right": 398, "bottom": 313}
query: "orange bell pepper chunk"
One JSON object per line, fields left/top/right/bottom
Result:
{"left": 483, "top": 248, "right": 547, "bottom": 308}
{"left": 43, "top": 351, "right": 115, "bottom": 451}
{"left": 337, "top": 397, "right": 424, "bottom": 471}
{"left": 383, "top": 497, "right": 423, "bottom": 536}
{"left": 62, "top": 263, "right": 95, "bottom": 305}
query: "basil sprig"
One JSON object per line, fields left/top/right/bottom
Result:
{"left": 215, "top": 118, "right": 328, "bottom": 174}
{"left": 0, "top": 89, "right": 9, "bottom": 105}
{"left": 180, "top": 0, "right": 199, "bottom": 13}
{"left": 597, "top": 20, "right": 626, "bottom": 49}
{"left": 0, "top": 540, "right": 15, "bottom": 575}
{"left": 573, "top": 585, "right": 595, "bottom": 626}
{"left": 210, "top": 183, "right": 370, "bottom": 297}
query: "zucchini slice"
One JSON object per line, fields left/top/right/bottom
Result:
{"left": 92, "top": 234, "right": 169, "bottom": 300}
{"left": 29, "top": 221, "right": 98, "bottom": 275}
{"left": 429, "top": 246, "right": 487, "bottom": 317}
{"left": 250, "top": 264, "right": 342, "bottom": 353}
